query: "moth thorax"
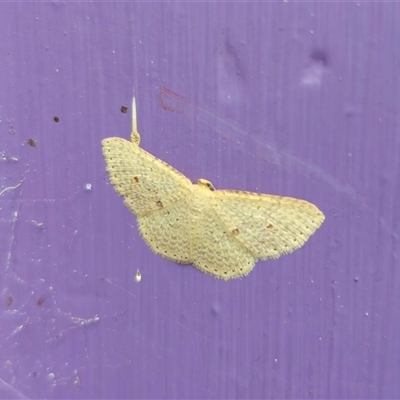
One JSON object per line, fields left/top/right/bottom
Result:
{"left": 196, "top": 179, "right": 215, "bottom": 191}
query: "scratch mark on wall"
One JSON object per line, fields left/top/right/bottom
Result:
{"left": 157, "top": 88, "right": 363, "bottom": 204}
{"left": 0, "top": 376, "right": 28, "bottom": 399}
{"left": 0, "top": 181, "right": 23, "bottom": 197}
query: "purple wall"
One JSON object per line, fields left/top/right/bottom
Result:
{"left": 1, "top": 2, "right": 399, "bottom": 399}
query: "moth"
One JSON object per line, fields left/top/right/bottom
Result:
{"left": 102, "top": 97, "right": 324, "bottom": 280}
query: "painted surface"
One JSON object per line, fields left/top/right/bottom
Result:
{"left": 1, "top": 2, "right": 399, "bottom": 399}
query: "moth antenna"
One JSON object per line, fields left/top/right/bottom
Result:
{"left": 130, "top": 94, "right": 141, "bottom": 146}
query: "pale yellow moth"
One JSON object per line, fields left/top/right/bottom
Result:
{"left": 102, "top": 97, "right": 325, "bottom": 280}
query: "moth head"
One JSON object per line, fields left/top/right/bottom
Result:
{"left": 197, "top": 179, "right": 215, "bottom": 191}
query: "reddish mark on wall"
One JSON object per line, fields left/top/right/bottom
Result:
{"left": 157, "top": 87, "right": 187, "bottom": 114}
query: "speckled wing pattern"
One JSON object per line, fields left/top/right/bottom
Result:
{"left": 191, "top": 203, "right": 256, "bottom": 279}
{"left": 186, "top": 190, "right": 324, "bottom": 280}
{"left": 102, "top": 137, "right": 192, "bottom": 215}
{"left": 213, "top": 190, "right": 323, "bottom": 258}
{"left": 137, "top": 196, "right": 192, "bottom": 264}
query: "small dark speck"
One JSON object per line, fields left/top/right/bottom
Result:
{"left": 354, "top": 277, "right": 359, "bottom": 282}
{"left": 211, "top": 303, "right": 221, "bottom": 316}
{"left": 27, "top": 138, "right": 37, "bottom": 147}
{"left": 37, "top": 296, "right": 46, "bottom": 306}
{"left": 310, "top": 49, "right": 328, "bottom": 66}
{"left": 6, "top": 296, "right": 13, "bottom": 306}
{"left": 121, "top": 105, "right": 128, "bottom": 113}
{"left": 53, "top": 116, "right": 60, "bottom": 123}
